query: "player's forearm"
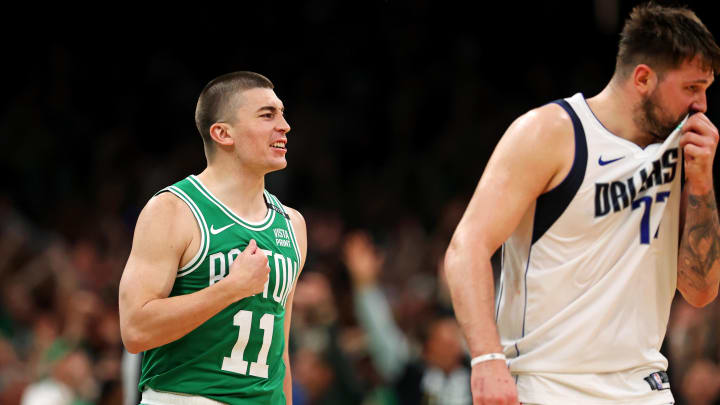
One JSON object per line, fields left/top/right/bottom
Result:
{"left": 444, "top": 237, "right": 503, "bottom": 356}
{"left": 678, "top": 186, "right": 720, "bottom": 307}
{"left": 121, "top": 281, "right": 239, "bottom": 353}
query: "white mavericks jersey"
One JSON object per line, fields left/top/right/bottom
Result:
{"left": 497, "top": 93, "right": 684, "bottom": 404}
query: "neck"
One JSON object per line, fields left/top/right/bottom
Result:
{"left": 196, "top": 155, "right": 268, "bottom": 221}
{"left": 586, "top": 79, "right": 656, "bottom": 148}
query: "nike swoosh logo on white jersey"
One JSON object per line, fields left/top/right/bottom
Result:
{"left": 598, "top": 155, "right": 625, "bottom": 166}
{"left": 210, "top": 223, "right": 235, "bottom": 235}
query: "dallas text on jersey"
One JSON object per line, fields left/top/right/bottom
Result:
{"left": 594, "top": 148, "right": 679, "bottom": 217}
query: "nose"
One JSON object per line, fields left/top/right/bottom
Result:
{"left": 690, "top": 92, "right": 707, "bottom": 114}
{"left": 277, "top": 115, "right": 291, "bottom": 134}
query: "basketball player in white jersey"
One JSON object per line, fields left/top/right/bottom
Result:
{"left": 444, "top": 4, "right": 720, "bottom": 405}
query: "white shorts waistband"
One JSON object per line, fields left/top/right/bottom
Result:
{"left": 141, "top": 388, "right": 225, "bottom": 405}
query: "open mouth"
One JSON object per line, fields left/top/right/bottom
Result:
{"left": 270, "top": 141, "right": 286, "bottom": 150}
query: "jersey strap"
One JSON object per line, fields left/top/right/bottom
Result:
{"left": 265, "top": 192, "right": 302, "bottom": 269}
{"left": 531, "top": 100, "right": 589, "bottom": 244}
{"left": 154, "top": 186, "right": 210, "bottom": 276}
{"left": 264, "top": 193, "right": 290, "bottom": 219}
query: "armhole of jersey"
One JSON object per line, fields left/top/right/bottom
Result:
{"left": 266, "top": 192, "right": 302, "bottom": 267}
{"left": 158, "top": 186, "right": 210, "bottom": 277}
{"left": 531, "top": 100, "right": 588, "bottom": 244}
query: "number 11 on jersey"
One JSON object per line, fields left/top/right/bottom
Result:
{"left": 221, "top": 310, "right": 274, "bottom": 378}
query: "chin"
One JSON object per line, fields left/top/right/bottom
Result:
{"left": 266, "top": 160, "right": 288, "bottom": 173}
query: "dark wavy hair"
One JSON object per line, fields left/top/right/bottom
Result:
{"left": 615, "top": 3, "right": 720, "bottom": 79}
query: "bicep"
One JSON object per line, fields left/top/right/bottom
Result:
{"left": 453, "top": 106, "right": 572, "bottom": 255}
{"left": 283, "top": 288, "right": 295, "bottom": 343}
{"left": 283, "top": 208, "right": 306, "bottom": 349}
{"left": 119, "top": 195, "right": 194, "bottom": 320}
{"left": 286, "top": 207, "right": 307, "bottom": 270}
{"left": 282, "top": 284, "right": 296, "bottom": 382}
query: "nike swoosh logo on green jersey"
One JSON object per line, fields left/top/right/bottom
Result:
{"left": 210, "top": 223, "right": 235, "bottom": 234}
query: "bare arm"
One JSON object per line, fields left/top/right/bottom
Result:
{"left": 677, "top": 113, "right": 720, "bottom": 307}
{"left": 444, "top": 104, "right": 573, "bottom": 405}
{"left": 282, "top": 207, "right": 307, "bottom": 405}
{"left": 119, "top": 193, "right": 270, "bottom": 354}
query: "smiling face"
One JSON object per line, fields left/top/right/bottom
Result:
{"left": 221, "top": 87, "right": 291, "bottom": 174}
{"left": 637, "top": 57, "right": 714, "bottom": 140}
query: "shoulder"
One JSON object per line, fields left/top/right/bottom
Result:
{"left": 487, "top": 102, "right": 577, "bottom": 193}
{"left": 141, "top": 191, "right": 195, "bottom": 225}
{"left": 132, "top": 191, "right": 196, "bottom": 250}
{"left": 121, "top": 190, "right": 198, "bottom": 296}
{"left": 281, "top": 204, "right": 307, "bottom": 265}
{"left": 282, "top": 205, "right": 306, "bottom": 236}
{"left": 507, "top": 102, "right": 575, "bottom": 145}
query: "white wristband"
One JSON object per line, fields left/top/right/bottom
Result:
{"left": 470, "top": 352, "right": 506, "bottom": 367}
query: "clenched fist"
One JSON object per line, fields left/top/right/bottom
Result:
{"left": 227, "top": 239, "right": 271, "bottom": 298}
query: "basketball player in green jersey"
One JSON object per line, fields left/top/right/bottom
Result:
{"left": 119, "top": 71, "right": 306, "bottom": 404}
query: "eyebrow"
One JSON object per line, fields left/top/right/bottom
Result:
{"left": 256, "top": 106, "right": 285, "bottom": 113}
{"left": 686, "top": 78, "right": 714, "bottom": 85}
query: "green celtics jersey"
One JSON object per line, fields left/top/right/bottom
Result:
{"left": 139, "top": 175, "right": 301, "bottom": 404}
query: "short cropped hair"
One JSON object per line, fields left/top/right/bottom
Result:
{"left": 615, "top": 3, "right": 720, "bottom": 79}
{"left": 195, "top": 71, "right": 274, "bottom": 157}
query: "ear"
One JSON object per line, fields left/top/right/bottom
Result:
{"left": 632, "top": 64, "right": 658, "bottom": 95}
{"left": 209, "top": 122, "right": 235, "bottom": 147}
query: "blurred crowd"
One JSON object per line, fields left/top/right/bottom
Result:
{"left": 2, "top": 2, "right": 720, "bottom": 404}
{"left": 0, "top": 196, "right": 126, "bottom": 404}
